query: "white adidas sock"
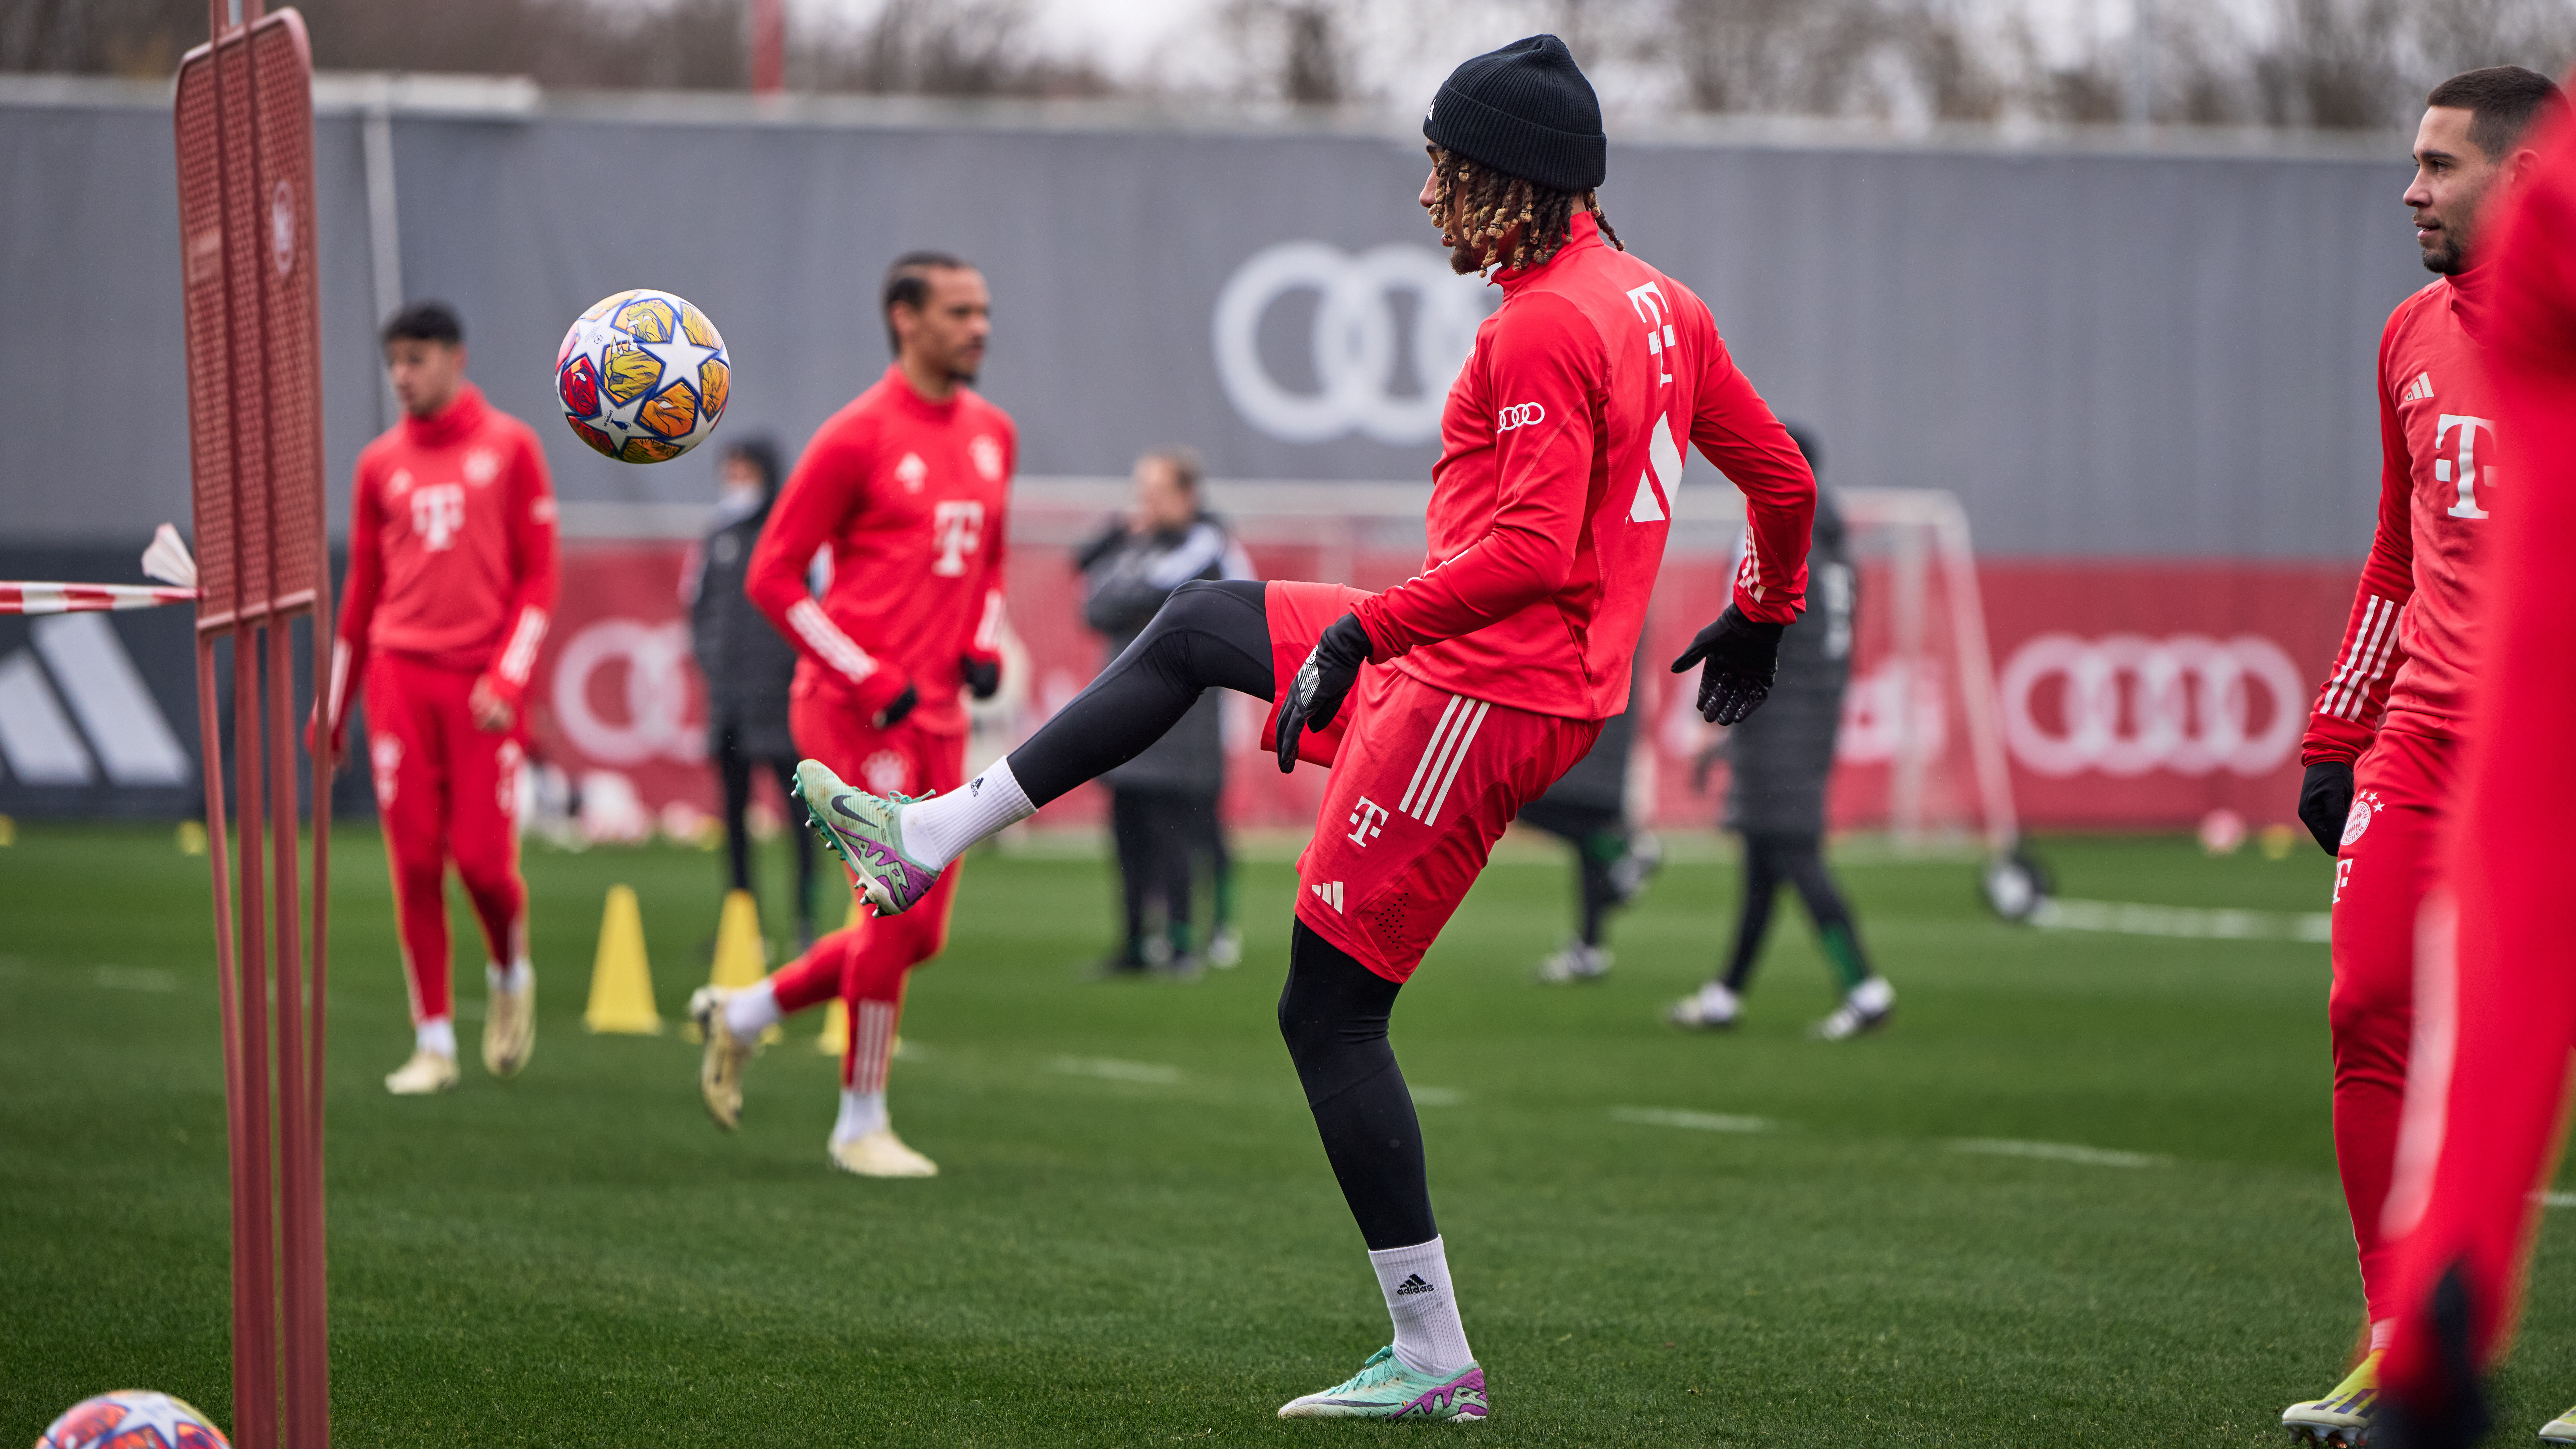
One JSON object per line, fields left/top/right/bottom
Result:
{"left": 416, "top": 1017, "right": 457, "bottom": 1059}
{"left": 831, "top": 1087, "right": 888, "bottom": 1145}
{"left": 724, "top": 980, "right": 783, "bottom": 1040}
{"left": 1369, "top": 1236, "right": 1473, "bottom": 1377}
{"left": 897, "top": 759, "right": 1035, "bottom": 870}
{"left": 2369, "top": 1317, "right": 2395, "bottom": 1353}
{"left": 486, "top": 959, "right": 532, "bottom": 993}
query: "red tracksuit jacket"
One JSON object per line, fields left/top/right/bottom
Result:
{"left": 326, "top": 382, "right": 560, "bottom": 740}
{"left": 1351, "top": 212, "right": 1815, "bottom": 722}
{"left": 746, "top": 365, "right": 1015, "bottom": 737}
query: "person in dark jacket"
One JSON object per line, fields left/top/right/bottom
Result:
{"left": 688, "top": 437, "right": 816, "bottom": 946}
{"left": 1526, "top": 645, "right": 1660, "bottom": 982}
{"left": 1076, "top": 448, "right": 1252, "bottom": 978}
{"left": 1669, "top": 427, "right": 1892, "bottom": 1039}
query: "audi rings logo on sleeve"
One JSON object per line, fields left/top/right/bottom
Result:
{"left": 1211, "top": 242, "right": 1496, "bottom": 445}
{"left": 1997, "top": 633, "right": 2306, "bottom": 778}
{"left": 552, "top": 619, "right": 704, "bottom": 766}
{"left": 1495, "top": 402, "right": 1546, "bottom": 431}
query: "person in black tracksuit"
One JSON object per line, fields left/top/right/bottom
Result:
{"left": 689, "top": 437, "right": 816, "bottom": 947}
{"left": 1524, "top": 645, "right": 1660, "bottom": 982}
{"left": 1077, "top": 448, "right": 1251, "bottom": 978}
{"left": 1668, "top": 427, "right": 1892, "bottom": 1039}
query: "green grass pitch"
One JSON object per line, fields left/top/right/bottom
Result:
{"left": 7, "top": 821, "right": 2576, "bottom": 1446}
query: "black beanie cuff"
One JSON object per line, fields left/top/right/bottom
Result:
{"left": 1425, "top": 86, "right": 1606, "bottom": 194}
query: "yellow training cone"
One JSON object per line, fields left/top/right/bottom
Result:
{"left": 583, "top": 884, "right": 662, "bottom": 1034}
{"left": 817, "top": 998, "right": 849, "bottom": 1056}
{"left": 710, "top": 888, "right": 780, "bottom": 1042}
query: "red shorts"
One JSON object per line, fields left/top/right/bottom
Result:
{"left": 1264, "top": 581, "right": 1602, "bottom": 983}
{"left": 791, "top": 688, "right": 967, "bottom": 801}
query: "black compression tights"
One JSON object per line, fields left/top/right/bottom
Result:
{"left": 1279, "top": 921, "right": 1435, "bottom": 1250}
{"left": 1007, "top": 579, "right": 1273, "bottom": 806}
{"left": 1722, "top": 831, "right": 1871, "bottom": 994}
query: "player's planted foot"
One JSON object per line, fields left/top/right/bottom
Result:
{"left": 690, "top": 986, "right": 759, "bottom": 1131}
{"left": 794, "top": 759, "right": 938, "bottom": 917}
{"left": 829, "top": 1127, "right": 939, "bottom": 1178}
{"left": 1276, "top": 1346, "right": 1489, "bottom": 1422}
{"left": 2283, "top": 1351, "right": 2379, "bottom": 1446}
{"left": 1812, "top": 976, "right": 1895, "bottom": 1041}
{"left": 483, "top": 963, "right": 535, "bottom": 1078}
{"left": 385, "top": 1048, "right": 460, "bottom": 1095}
{"left": 1208, "top": 926, "right": 1243, "bottom": 968}
{"left": 1669, "top": 981, "right": 1742, "bottom": 1030}
{"left": 1536, "top": 940, "right": 1611, "bottom": 984}
{"left": 2539, "top": 1403, "right": 2576, "bottom": 1443}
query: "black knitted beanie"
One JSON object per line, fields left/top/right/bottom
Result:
{"left": 1422, "top": 34, "right": 1606, "bottom": 194}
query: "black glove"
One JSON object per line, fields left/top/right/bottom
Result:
{"left": 1276, "top": 613, "right": 1374, "bottom": 774}
{"left": 961, "top": 655, "right": 1001, "bottom": 701}
{"left": 1669, "top": 605, "right": 1785, "bottom": 726}
{"left": 872, "top": 682, "right": 918, "bottom": 730}
{"left": 2298, "top": 760, "right": 2355, "bottom": 856}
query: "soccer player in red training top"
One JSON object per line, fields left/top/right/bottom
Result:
{"left": 785, "top": 37, "right": 1813, "bottom": 1420}
{"left": 316, "top": 301, "right": 560, "bottom": 1097}
{"left": 688, "top": 252, "right": 1011, "bottom": 1179}
{"left": 2364, "top": 73, "right": 2576, "bottom": 1449}
{"left": 2278, "top": 67, "right": 2568, "bottom": 1447}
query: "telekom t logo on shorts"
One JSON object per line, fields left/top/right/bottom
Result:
{"left": 930, "top": 500, "right": 984, "bottom": 577}
{"left": 1346, "top": 796, "right": 1388, "bottom": 846}
{"left": 410, "top": 483, "right": 465, "bottom": 551}
{"left": 2436, "top": 414, "right": 2494, "bottom": 520}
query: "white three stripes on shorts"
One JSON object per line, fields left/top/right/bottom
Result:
{"left": 2320, "top": 595, "right": 2401, "bottom": 722}
{"left": 1398, "top": 694, "right": 1491, "bottom": 828}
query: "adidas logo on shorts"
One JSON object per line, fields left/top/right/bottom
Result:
{"left": 1311, "top": 881, "right": 1344, "bottom": 913}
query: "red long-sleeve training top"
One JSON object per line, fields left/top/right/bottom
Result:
{"left": 1350, "top": 212, "right": 1815, "bottom": 722}
{"left": 326, "top": 382, "right": 559, "bottom": 734}
{"left": 745, "top": 365, "right": 1014, "bottom": 737}
{"left": 2303, "top": 268, "right": 2502, "bottom": 764}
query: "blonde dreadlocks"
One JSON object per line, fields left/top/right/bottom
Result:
{"left": 1427, "top": 145, "right": 1621, "bottom": 277}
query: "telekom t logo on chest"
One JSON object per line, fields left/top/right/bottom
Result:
{"left": 410, "top": 483, "right": 465, "bottom": 551}
{"left": 930, "top": 500, "right": 984, "bottom": 577}
{"left": 2436, "top": 414, "right": 2493, "bottom": 520}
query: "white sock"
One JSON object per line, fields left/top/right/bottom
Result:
{"left": 897, "top": 759, "right": 1034, "bottom": 870}
{"left": 416, "top": 1017, "right": 457, "bottom": 1059}
{"left": 725, "top": 980, "right": 783, "bottom": 1040}
{"left": 831, "top": 1087, "right": 888, "bottom": 1145}
{"left": 2369, "top": 1317, "right": 2396, "bottom": 1353}
{"left": 485, "top": 959, "right": 532, "bottom": 993}
{"left": 1369, "top": 1236, "right": 1473, "bottom": 1377}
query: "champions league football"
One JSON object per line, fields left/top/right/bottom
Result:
{"left": 554, "top": 288, "right": 731, "bottom": 464}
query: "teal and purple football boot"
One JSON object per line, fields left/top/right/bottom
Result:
{"left": 794, "top": 759, "right": 940, "bottom": 917}
{"left": 1276, "top": 1346, "right": 1489, "bottom": 1422}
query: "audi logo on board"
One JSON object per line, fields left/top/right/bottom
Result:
{"left": 1998, "top": 632, "right": 2304, "bottom": 779}
{"left": 1210, "top": 241, "right": 1496, "bottom": 445}
{"left": 1494, "top": 402, "right": 1546, "bottom": 430}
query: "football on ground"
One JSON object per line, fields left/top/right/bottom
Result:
{"left": 12, "top": 825, "right": 2576, "bottom": 1445}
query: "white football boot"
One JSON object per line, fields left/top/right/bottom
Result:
{"left": 1812, "top": 976, "right": 1896, "bottom": 1041}
{"left": 689, "top": 986, "right": 759, "bottom": 1132}
{"left": 482, "top": 964, "right": 535, "bottom": 1078}
{"left": 385, "top": 1048, "right": 460, "bottom": 1095}
{"left": 1668, "top": 981, "right": 1742, "bottom": 1030}
{"left": 829, "top": 1127, "right": 938, "bottom": 1178}
{"left": 1536, "top": 941, "right": 1611, "bottom": 983}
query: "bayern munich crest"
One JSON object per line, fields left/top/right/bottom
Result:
{"left": 555, "top": 288, "right": 731, "bottom": 464}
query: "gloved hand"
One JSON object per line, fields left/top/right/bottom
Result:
{"left": 1275, "top": 613, "right": 1374, "bottom": 774}
{"left": 961, "top": 655, "right": 1002, "bottom": 701}
{"left": 1670, "top": 604, "right": 1785, "bottom": 726}
{"left": 872, "top": 681, "right": 918, "bottom": 730}
{"left": 2299, "top": 760, "right": 2356, "bottom": 856}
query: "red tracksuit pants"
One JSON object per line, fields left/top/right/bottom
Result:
{"left": 2328, "top": 727, "right": 2459, "bottom": 1329}
{"left": 763, "top": 694, "right": 964, "bottom": 1091}
{"left": 363, "top": 652, "right": 528, "bottom": 1026}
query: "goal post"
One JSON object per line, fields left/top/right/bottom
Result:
{"left": 174, "top": 5, "right": 332, "bottom": 1445}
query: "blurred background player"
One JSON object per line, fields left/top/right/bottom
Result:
{"left": 1523, "top": 646, "right": 1658, "bottom": 984}
{"left": 689, "top": 251, "right": 1012, "bottom": 1179}
{"left": 2374, "top": 66, "right": 2576, "bottom": 1449}
{"left": 1075, "top": 446, "right": 1253, "bottom": 978}
{"left": 686, "top": 435, "right": 816, "bottom": 949}
{"left": 314, "top": 300, "right": 559, "bottom": 1096}
{"left": 2276, "top": 66, "right": 2563, "bottom": 1447}
{"left": 776, "top": 35, "right": 1816, "bottom": 1420}
{"left": 1669, "top": 429, "right": 1890, "bottom": 1039}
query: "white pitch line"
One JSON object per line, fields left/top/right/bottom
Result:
{"left": 1610, "top": 1107, "right": 1774, "bottom": 1133}
{"left": 1950, "top": 1137, "right": 2168, "bottom": 1169}
{"left": 1411, "top": 1087, "right": 1469, "bottom": 1107}
{"left": 2031, "top": 896, "right": 2330, "bottom": 944}
{"left": 2539, "top": 1192, "right": 2576, "bottom": 1209}
{"left": 1045, "top": 1055, "right": 1181, "bottom": 1085}
{"left": 92, "top": 964, "right": 178, "bottom": 993}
